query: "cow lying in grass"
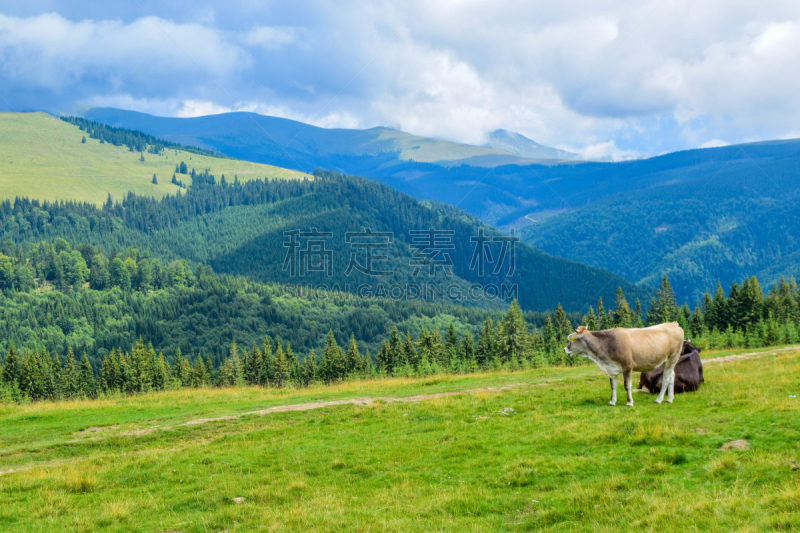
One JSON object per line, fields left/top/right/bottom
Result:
{"left": 564, "top": 322, "right": 684, "bottom": 406}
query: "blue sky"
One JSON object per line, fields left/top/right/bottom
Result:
{"left": 1, "top": 1, "right": 799, "bottom": 158}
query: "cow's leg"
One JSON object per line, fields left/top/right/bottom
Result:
{"left": 609, "top": 376, "right": 618, "bottom": 406}
{"left": 655, "top": 365, "right": 667, "bottom": 404}
{"left": 666, "top": 366, "right": 676, "bottom": 403}
{"left": 624, "top": 369, "right": 633, "bottom": 406}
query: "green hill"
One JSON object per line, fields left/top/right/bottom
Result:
{"left": 0, "top": 169, "right": 648, "bottom": 312}
{"left": 0, "top": 113, "right": 309, "bottom": 205}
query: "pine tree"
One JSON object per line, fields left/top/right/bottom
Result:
{"left": 460, "top": 331, "right": 475, "bottom": 369}
{"left": 319, "top": 331, "right": 344, "bottom": 383}
{"left": 78, "top": 352, "right": 96, "bottom": 398}
{"left": 152, "top": 173, "right": 158, "bottom": 185}
{"left": 476, "top": 318, "right": 497, "bottom": 367}
{"left": 302, "top": 349, "right": 317, "bottom": 386}
{"left": 542, "top": 316, "right": 559, "bottom": 365}
{"left": 61, "top": 347, "right": 78, "bottom": 398}
{"left": 387, "top": 326, "right": 403, "bottom": 373}
{"left": 633, "top": 299, "right": 645, "bottom": 327}
{"left": 611, "top": 287, "right": 634, "bottom": 327}
{"left": 647, "top": 275, "right": 679, "bottom": 325}
{"left": 583, "top": 306, "right": 598, "bottom": 330}
{"left": 596, "top": 297, "right": 607, "bottom": 329}
{"left": 273, "top": 342, "right": 289, "bottom": 387}
{"left": 2, "top": 342, "right": 18, "bottom": 386}
{"left": 402, "top": 332, "right": 418, "bottom": 369}
{"left": 261, "top": 336, "right": 274, "bottom": 385}
{"left": 445, "top": 323, "right": 459, "bottom": 367}
{"left": 498, "top": 299, "right": 529, "bottom": 363}
{"left": 192, "top": 355, "right": 208, "bottom": 387}
{"left": 285, "top": 343, "right": 300, "bottom": 384}
{"left": 100, "top": 349, "right": 119, "bottom": 392}
{"left": 345, "top": 335, "right": 360, "bottom": 376}
{"left": 553, "top": 303, "right": 572, "bottom": 341}
{"left": 153, "top": 353, "right": 170, "bottom": 390}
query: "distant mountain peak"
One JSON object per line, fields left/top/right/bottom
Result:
{"left": 484, "top": 129, "right": 579, "bottom": 161}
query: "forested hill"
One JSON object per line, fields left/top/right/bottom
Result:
{"left": 83, "top": 107, "right": 800, "bottom": 305}
{"left": 0, "top": 170, "right": 647, "bottom": 312}
{"left": 521, "top": 140, "right": 800, "bottom": 304}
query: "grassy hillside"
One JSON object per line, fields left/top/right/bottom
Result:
{"left": 0, "top": 113, "right": 310, "bottom": 205}
{"left": 1, "top": 347, "right": 798, "bottom": 531}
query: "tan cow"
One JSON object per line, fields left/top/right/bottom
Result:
{"left": 564, "top": 322, "right": 684, "bottom": 406}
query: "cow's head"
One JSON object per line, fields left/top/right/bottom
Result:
{"left": 564, "top": 325, "right": 590, "bottom": 356}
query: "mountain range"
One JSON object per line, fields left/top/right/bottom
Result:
{"left": 85, "top": 107, "right": 800, "bottom": 304}
{"left": 0, "top": 112, "right": 644, "bottom": 313}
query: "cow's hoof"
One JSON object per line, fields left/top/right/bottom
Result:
{"left": 654, "top": 398, "right": 663, "bottom": 404}
{"left": 609, "top": 401, "right": 616, "bottom": 406}
{"left": 626, "top": 402, "right": 634, "bottom": 407}
{"left": 666, "top": 398, "right": 674, "bottom": 404}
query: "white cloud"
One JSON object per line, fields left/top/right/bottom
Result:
{"left": 0, "top": 13, "right": 247, "bottom": 99}
{"left": 698, "top": 139, "right": 729, "bottom": 149}
{"left": 578, "top": 140, "right": 640, "bottom": 161}
{"left": 176, "top": 100, "right": 233, "bottom": 117}
{"left": 3, "top": 3, "right": 800, "bottom": 155}
{"left": 242, "top": 25, "right": 299, "bottom": 49}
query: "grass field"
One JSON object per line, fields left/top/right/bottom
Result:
{"left": 1, "top": 346, "right": 799, "bottom": 531}
{"left": 0, "top": 113, "right": 311, "bottom": 205}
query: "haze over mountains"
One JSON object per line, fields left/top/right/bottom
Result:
{"left": 484, "top": 129, "right": 579, "bottom": 161}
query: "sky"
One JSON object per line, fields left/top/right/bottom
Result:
{"left": 1, "top": 1, "right": 799, "bottom": 159}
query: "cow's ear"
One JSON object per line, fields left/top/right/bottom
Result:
{"left": 575, "top": 325, "right": 587, "bottom": 334}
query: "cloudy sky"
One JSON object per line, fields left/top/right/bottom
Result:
{"left": 1, "top": 1, "right": 799, "bottom": 158}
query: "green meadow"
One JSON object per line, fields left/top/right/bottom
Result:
{"left": 1, "top": 346, "right": 798, "bottom": 532}
{"left": 0, "top": 113, "right": 310, "bottom": 205}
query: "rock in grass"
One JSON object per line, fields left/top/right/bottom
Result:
{"left": 721, "top": 439, "right": 749, "bottom": 451}
{"left": 232, "top": 497, "right": 245, "bottom": 504}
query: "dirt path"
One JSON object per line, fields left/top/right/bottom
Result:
{"left": 1, "top": 345, "right": 797, "bottom": 478}
{"left": 85, "top": 345, "right": 800, "bottom": 438}
{"left": 702, "top": 345, "right": 800, "bottom": 365}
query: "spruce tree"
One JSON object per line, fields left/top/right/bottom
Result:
{"left": 583, "top": 306, "right": 598, "bottom": 330}
{"left": 79, "top": 352, "right": 96, "bottom": 398}
{"left": 387, "top": 326, "right": 403, "bottom": 373}
{"left": 62, "top": 347, "right": 78, "bottom": 399}
{"left": 634, "top": 299, "right": 645, "bottom": 327}
{"left": 498, "top": 299, "right": 529, "bottom": 363}
{"left": 345, "top": 335, "right": 360, "bottom": 376}
{"left": 302, "top": 349, "right": 317, "bottom": 386}
{"left": 273, "top": 343, "right": 289, "bottom": 387}
{"left": 611, "top": 287, "right": 634, "bottom": 327}
{"left": 596, "top": 297, "right": 607, "bottom": 329}
{"left": 261, "top": 336, "right": 274, "bottom": 385}
{"left": 647, "top": 275, "right": 679, "bottom": 325}
{"left": 2, "top": 342, "right": 18, "bottom": 386}
{"left": 320, "top": 331, "right": 344, "bottom": 382}
{"left": 476, "top": 318, "right": 497, "bottom": 367}
{"left": 460, "top": 331, "right": 475, "bottom": 370}
{"left": 402, "top": 332, "right": 418, "bottom": 369}
{"left": 192, "top": 355, "right": 208, "bottom": 387}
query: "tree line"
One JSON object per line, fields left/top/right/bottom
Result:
{"left": 5, "top": 271, "right": 800, "bottom": 402}
{"left": 61, "top": 116, "right": 220, "bottom": 157}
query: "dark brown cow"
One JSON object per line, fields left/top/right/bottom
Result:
{"left": 639, "top": 341, "right": 704, "bottom": 394}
